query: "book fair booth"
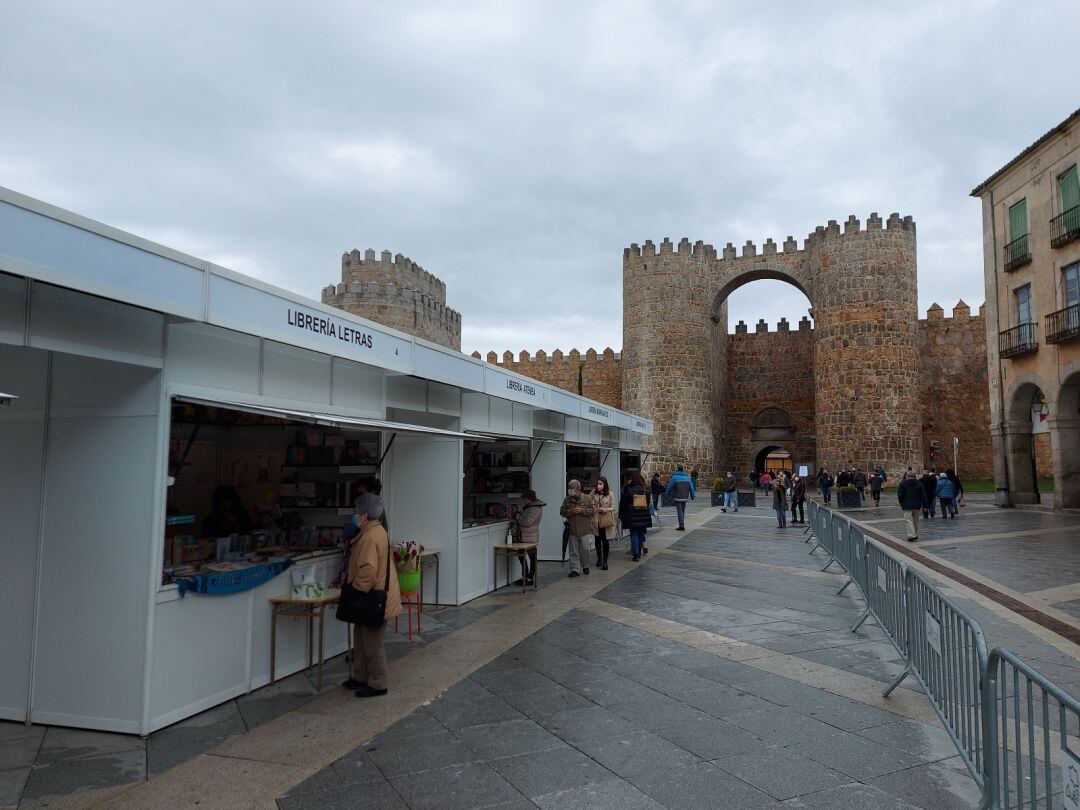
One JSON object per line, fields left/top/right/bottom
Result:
{"left": 0, "top": 186, "right": 653, "bottom": 736}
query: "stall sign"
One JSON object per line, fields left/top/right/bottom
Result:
{"left": 580, "top": 399, "right": 616, "bottom": 426}
{"left": 207, "top": 274, "right": 413, "bottom": 372}
{"left": 484, "top": 366, "right": 550, "bottom": 407}
{"left": 175, "top": 560, "right": 293, "bottom": 597}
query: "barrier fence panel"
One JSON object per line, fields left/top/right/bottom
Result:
{"left": 852, "top": 536, "right": 909, "bottom": 658}
{"left": 901, "top": 566, "right": 989, "bottom": 787}
{"left": 842, "top": 521, "right": 868, "bottom": 598}
{"left": 983, "top": 647, "right": 1080, "bottom": 809}
{"left": 821, "top": 511, "right": 850, "bottom": 573}
{"left": 809, "top": 501, "right": 831, "bottom": 557}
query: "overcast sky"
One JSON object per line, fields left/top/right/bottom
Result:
{"left": 2, "top": 2, "right": 1077, "bottom": 355}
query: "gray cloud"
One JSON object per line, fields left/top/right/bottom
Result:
{"left": 2, "top": 1, "right": 1076, "bottom": 355}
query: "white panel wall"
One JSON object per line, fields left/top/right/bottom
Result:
{"left": 331, "top": 357, "right": 385, "bottom": 416}
{"left": 262, "top": 342, "right": 332, "bottom": 403}
{"left": 531, "top": 441, "right": 567, "bottom": 562}
{"left": 0, "top": 272, "right": 26, "bottom": 345}
{"left": 0, "top": 346, "right": 48, "bottom": 720}
{"left": 29, "top": 283, "right": 164, "bottom": 367}
{"left": 428, "top": 382, "right": 461, "bottom": 416}
{"left": 386, "top": 437, "right": 462, "bottom": 605}
{"left": 386, "top": 375, "right": 428, "bottom": 411}
{"left": 512, "top": 403, "right": 532, "bottom": 436}
{"left": 31, "top": 354, "right": 161, "bottom": 732}
{"left": 461, "top": 392, "right": 489, "bottom": 431}
{"left": 166, "top": 323, "right": 261, "bottom": 395}
{"left": 601, "top": 448, "right": 621, "bottom": 490}
{"left": 490, "top": 398, "right": 513, "bottom": 434}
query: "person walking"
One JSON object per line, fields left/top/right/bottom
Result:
{"left": 869, "top": 468, "right": 884, "bottom": 506}
{"left": 817, "top": 468, "right": 833, "bottom": 505}
{"left": 650, "top": 472, "right": 665, "bottom": 511}
{"left": 344, "top": 493, "right": 402, "bottom": 698}
{"left": 853, "top": 467, "right": 868, "bottom": 501}
{"left": 919, "top": 469, "right": 938, "bottom": 518}
{"left": 946, "top": 468, "right": 965, "bottom": 509}
{"left": 749, "top": 469, "right": 759, "bottom": 492}
{"left": 936, "top": 472, "right": 958, "bottom": 519}
{"left": 835, "top": 467, "right": 851, "bottom": 488}
{"left": 591, "top": 477, "right": 615, "bottom": 571}
{"left": 620, "top": 473, "right": 651, "bottom": 561}
{"left": 772, "top": 476, "right": 788, "bottom": 528}
{"left": 790, "top": 474, "right": 806, "bottom": 524}
{"left": 560, "top": 479, "right": 596, "bottom": 577}
{"left": 897, "top": 470, "right": 927, "bottom": 541}
{"left": 760, "top": 470, "right": 772, "bottom": 495}
{"left": 512, "top": 489, "right": 544, "bottom": 586}
{"left": 664, "top": 465, "right": 696, "bottom": 531}
{"left": 723, "top": 471, "right": 739, "bottom": 513}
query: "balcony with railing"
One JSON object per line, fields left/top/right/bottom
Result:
{"left": 999, "top": 322, "right": 1038, "bottom": 358}
{"left": 1003, "top": 233, "right": 1031, "bottom": 272}
{"left": 1051, "top": 206, "right": 1080, "bottom": 249}
{"left": 1046, "top": 304, "right": 1080, "bottom": 344}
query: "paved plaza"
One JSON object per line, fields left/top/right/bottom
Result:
{"left": 5, "top": 499, "right": 1080, "bottom": 808}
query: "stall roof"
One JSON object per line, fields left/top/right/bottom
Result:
{"left": 0, "top": 185, "right": 654, "bottom": 437}
{"left": 175, "top": 396, "right": 491, "bottom": 441}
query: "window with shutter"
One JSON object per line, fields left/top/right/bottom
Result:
{"left": 1065, "top": 263, "right": 1080, "bottom": 309}
{"left": 1061, "top": 166, "right": 1080, "bottom": 213}
{"left": 1016, "top": 285, "right": 1032, "bottom": 325}
{"left": 1009, "top": 199, "right": 1029, "bottom": 239}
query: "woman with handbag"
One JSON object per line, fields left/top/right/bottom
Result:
{"left": 592, "top": 477, "right": 616, "bottom": 571}
{"left": 341, "top": 493, "right": 401, "bottom": 698}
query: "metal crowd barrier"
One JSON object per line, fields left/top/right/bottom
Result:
{"left": 983, "top": 648, "right": 1080, "bottom": 809}
{"left": 808, "top": 500, "right": 1080, "bottom": 809}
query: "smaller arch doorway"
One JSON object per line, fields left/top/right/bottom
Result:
{"left": 1005, "top": 382, "right": 1053, "bottom": 504}
{"left": 755, "top": 446, "right": 793, "bottom": 475}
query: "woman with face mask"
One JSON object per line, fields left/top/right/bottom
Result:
{"left": 591, "top": 477, "right": 615, "bottom": 570}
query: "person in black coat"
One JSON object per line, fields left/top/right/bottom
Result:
{"left": 897, "top": 470, "right": 928, "bottom": 542}
{"left": 650, "top": 473, "right": 664, "bottom": 510}
{"left": 919, "top": 469, "right": 938, "bottom": 518}
{"left": 620, "top": 473, "right": 652, "bottom": 562}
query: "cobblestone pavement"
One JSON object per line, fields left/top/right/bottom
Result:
{"left": 9, "top": 500, "right": 1080, "bottom": 808}
{"left": 278, "top": 507, "right": 1002, "bottom": 809}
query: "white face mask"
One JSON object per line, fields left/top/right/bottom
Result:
{"left": 568, "top": 488, "right": 577, "bottom": 497}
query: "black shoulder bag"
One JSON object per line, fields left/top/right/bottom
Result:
{"left": 336, "top": 540, "right": 391, "bottom": 628}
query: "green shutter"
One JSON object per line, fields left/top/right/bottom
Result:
{"left": 1061, "top": 166, "right": 1080, "bottom": 212}
{"left": 1009, "top": 199, "right": 1029, "bottom": 240}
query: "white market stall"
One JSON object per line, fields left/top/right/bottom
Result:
{"left": 0, "top": 185, "right": 654, "bottom": 735}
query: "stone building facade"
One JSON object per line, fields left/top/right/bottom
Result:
{"left": 972, "top": 108, "right": 1080, "bottom": 509}
{"left": 321, "top": 249, "right": 461, "bottom": 351}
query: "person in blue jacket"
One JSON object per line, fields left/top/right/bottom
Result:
{"left": 935, "top": 472, "right": 958, "bottom": 519}
{"left": 664, "top": 465, "right": 696, "bottom": 531}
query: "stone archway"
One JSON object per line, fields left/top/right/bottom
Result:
{"left": 1004, "top": 378, "right": 1049, "bottom": 505}
{"left": 621, "top": 215, "right": 920, "bottom": 483}
{"left": 1054, "top": 366, "right": 1080, "bottom": 508}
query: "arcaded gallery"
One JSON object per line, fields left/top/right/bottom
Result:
{"left": 0, "top": 186, "right": 653, "bottom": 735}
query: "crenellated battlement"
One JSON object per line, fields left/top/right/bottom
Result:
{"left": 920, "top": 299, "right": 986, "bottom": 323}
{"left": 472, "top": 347, "right": 621, "bottom": 365}
{"left": 322, "top": 250, "right": 461, "bottom": 350}
{"left": 622, "top": 212, "right": 917, "bottom": 266}
{"left": 731, "top": 316, "right": 814, "bottom": 335}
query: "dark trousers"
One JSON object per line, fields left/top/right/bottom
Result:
{"left": 871, "top": 489, "right": 881, "bottom": 505}
{"left": 791, "top": 499, "right": 804, "bottom": 523}
{"left": 821, "top": 486, "right": 831, "bottom": 504}
{"left": 595, "top": 526, "right": 611, "bottom": 566}
{"left": 675, "top": 500, "right": 687, "bottom": 528}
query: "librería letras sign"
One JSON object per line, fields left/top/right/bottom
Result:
{"left": 287, "top": 308, "right": 374, "bottom": 348}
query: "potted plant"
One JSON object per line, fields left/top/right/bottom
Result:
{"left": 393, "top": 540, "right": 425, "bottom": 595}
{"left": 837, "top": 485, "right": 862, "bottom": 509}
{"left": 711, "top": 477, "right": 725, "bottom": 507}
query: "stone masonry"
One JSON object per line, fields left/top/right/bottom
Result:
{"left": 322, "top": 249, "right": 461, "bottom": 351}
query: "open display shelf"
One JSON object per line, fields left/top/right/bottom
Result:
{"left": 462, "top": 439, "right": 531, "bottom": 527}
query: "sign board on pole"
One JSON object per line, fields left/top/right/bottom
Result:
{"left": 798, "top": 464, "right": 810, "bottom": 477}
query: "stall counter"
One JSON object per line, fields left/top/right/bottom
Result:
{"left": 459, "top": 520, "right": 514, "bottom": 603}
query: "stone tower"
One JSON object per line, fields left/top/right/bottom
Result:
{"left": 622, "top": 214, "right": 920, "bottom": 482}
{"left": 322, "top": 249, "right": 462, "bottom": 351}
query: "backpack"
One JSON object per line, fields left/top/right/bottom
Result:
{"left": 632, "top": 491, "right": 648, "bottom": 510}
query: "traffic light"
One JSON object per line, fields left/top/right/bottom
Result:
{"left": 929, "top": 440, "right": 941, "bottom": 462}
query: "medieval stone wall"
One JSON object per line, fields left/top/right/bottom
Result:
{"left": 918, "top": 301, "right": 994, "bottom": 479}
{"left": 476, "top": 348, "right": 623, "bottom": 407}
{"left": 322, "top": 248, "right": 461, "bottom": 351}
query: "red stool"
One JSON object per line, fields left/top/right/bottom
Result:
{"left": 396, "top": 590, "right": 422, "bottom": 640}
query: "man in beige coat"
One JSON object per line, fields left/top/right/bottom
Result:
{"left": 345, "top": 493, "right": 402, "bottom": 698}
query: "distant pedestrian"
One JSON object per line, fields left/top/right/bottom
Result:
{"left": 620, "top": 473, "right": 651, "bottom": 561}
{"left": 835, "top": 468, "right": 851, "bottom": 488}
{"left": 869, "top": 468, "right": 884, "bottom": 506}
{"left": 919, "top": 469, "right": 938, "bottom": 518}
{"left": 936, "top": 472, "right": 958, "bottom": 519}
{"left": 897, "top": 470, "right": 928, "bottom": 541}
{"left": 946, "top": 468, "right": 965, "bottom": 508}
{"left": 690, "top": 468, "right": 699, "bottom": 489}
{"left": 591, "top": 477, "right": 615, "bottom": 571}
{"left": 559, "top": 479, "right": 595, "bottom": 577}
{"left": 817, "top": 467, "right": 833, "bottom": 504}
{"left": 853, "top": 467, "right": 868, "bottom": 500}
{"left": 749, "top": 469, "right": 759, "bottom": 491}
{"left": 772, "top": 477, "right": 788, "bottom": 528}
{"left": 665, "top": 465, "right": 696, "bottom": 531}
{"left": 650, "top": 472, "right": 664, "bottom": 511}
{"left": 760, "top": 471, "right": 772, "bottom": 494}
{"left": 723, "top": 471, "right": 739, "bottom": 513}
{"left": 790, "top": 474, "right": 806, "bottom": 524}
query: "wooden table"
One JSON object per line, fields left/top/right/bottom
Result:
{"left": 269, "top": 589, "right": 339, "bottom": 690}
{"left": 493, "top": 543, "right": 539, "bottom": 593}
